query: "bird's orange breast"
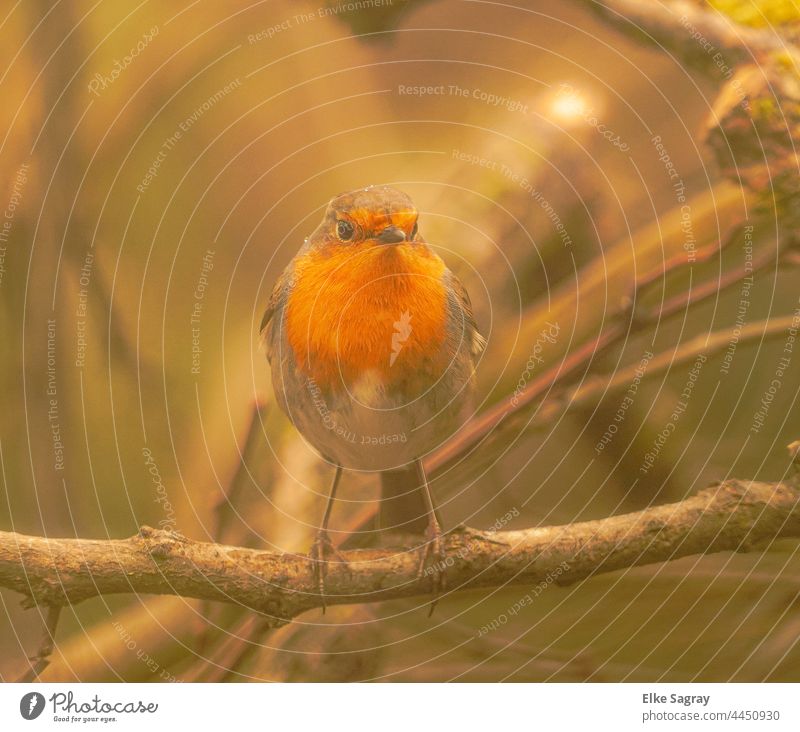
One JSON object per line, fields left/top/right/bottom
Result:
{"left": 285, "top": 243, "right": 448, "bottom": 391}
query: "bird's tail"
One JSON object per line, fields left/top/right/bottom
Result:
{"left": 379, "top": 464, "right": 429, "bottom": 536}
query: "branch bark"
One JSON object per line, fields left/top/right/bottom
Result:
{"left": 2, "top": 479, "right": 798, "bottom": 626}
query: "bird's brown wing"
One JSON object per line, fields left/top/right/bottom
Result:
{"left": 444, "top": 269, "right": 486, "bottom": 357}
{"left": 259, "top": 265, "right": 292, "bottom": 362}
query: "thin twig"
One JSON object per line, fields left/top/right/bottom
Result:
{"left": 206, "top": 617, "right": 273, "bottom": 683}
{"left": 529, "top": 315, "right": 798, "bottom": 435}
{"left": 635, "top": 242, "right": 796, "bottom": 324}
{"left": 437, "top": 314, "right": 798, "bottom": 482}
{"left": 17, "top": 605, "right": 61, "bottom": 682}
{"left": 212, "top": 399, "right": 269, "bottom": 543}
{"left": 180, "top": 614, "right": 260, "bottom": 683}
{"left": 197, "top": 398, "right": 270, "bottom": 654}
{"left": 426, "top": 219, "right": 784, "bottom": 475}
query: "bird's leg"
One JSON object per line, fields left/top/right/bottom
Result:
{"left": 414, "top": 459, "right": 447, "bottom": 615}
{"left": 309, "top": 465, "right": 347, "bottom": 613}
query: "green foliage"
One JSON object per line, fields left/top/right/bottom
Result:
{"left": 708, "top": 0, "right": 800, "bottom": 28}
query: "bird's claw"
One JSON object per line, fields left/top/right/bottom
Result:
{"left": 416, "top": 520, "right": 447, "bottom": 616}
{"left": 309, "top": 530, "right": 349, "bottom": 613}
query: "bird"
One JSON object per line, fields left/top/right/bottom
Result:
{"left": 260, "top": 185, "right": 484, "bottom": 611}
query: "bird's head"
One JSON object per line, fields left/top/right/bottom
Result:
{"left": 310, "top": 186, "right": 421, "bottom": 253}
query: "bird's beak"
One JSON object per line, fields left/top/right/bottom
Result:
{"left": 377, "top": 225, "right": 406, "bottom": 244}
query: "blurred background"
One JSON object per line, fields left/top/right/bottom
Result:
{"left": 1, "top": 0, "right": 799, "bottom": 682}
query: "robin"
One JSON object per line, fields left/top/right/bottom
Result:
{"left": 260, "top": 186, "right": 484, "bottom": 610}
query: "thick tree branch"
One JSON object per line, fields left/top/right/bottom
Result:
{"left": 1, "top": 479, "right": 798, "bottom": 626}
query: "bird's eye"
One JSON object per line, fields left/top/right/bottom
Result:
{"left": 336, "top": 219, "right": 355, "bottom": 241}
{"left": 411, "top": 221, "right": 418, "bottom": 239}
